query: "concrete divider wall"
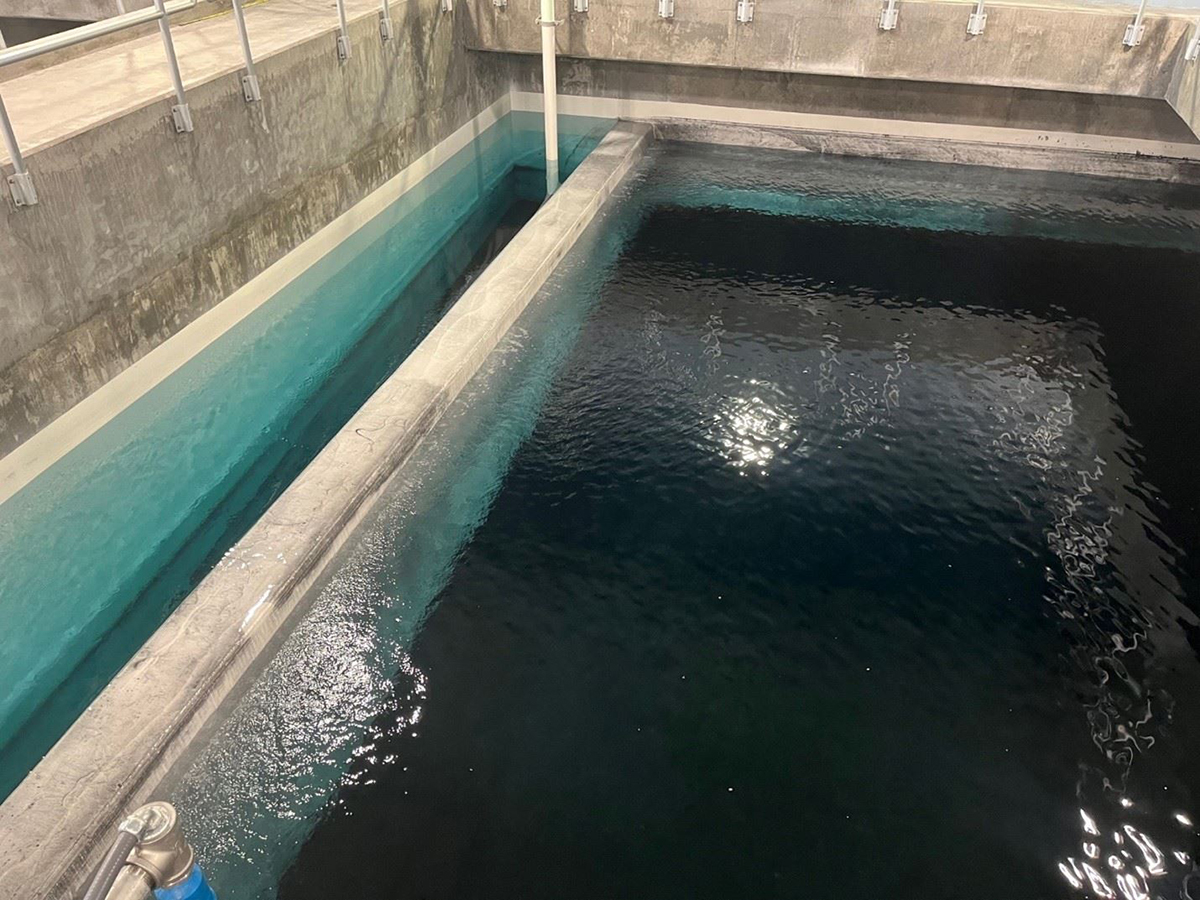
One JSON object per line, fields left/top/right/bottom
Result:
{"left": 465, "top": 0, "right": 1200, "bottom": 141}
{"left": 0, "top": 0, "right": 505, "bottom": 457}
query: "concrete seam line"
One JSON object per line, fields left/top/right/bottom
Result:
{"left": 0, "top": 120, "right": 651, "bottom": 900}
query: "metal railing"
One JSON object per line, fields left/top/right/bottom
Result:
{"left": 0, "top": 0, "right": 405, "bottom": 208}
{"left": 0, "top": 0, "right": 202, "bottom": 207}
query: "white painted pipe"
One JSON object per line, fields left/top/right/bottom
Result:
{"left": 540, "top": 0, "right": 559, "bottom": 196}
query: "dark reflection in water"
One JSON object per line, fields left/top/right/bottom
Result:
{"left": 281, "top": 167, "right": 1200, "bottom": 899}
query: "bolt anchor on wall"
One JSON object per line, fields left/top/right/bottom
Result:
{"left": 966, "top": 0, "right": 986, "bottom": 34}
{"left": 879, "top": 0, "right": 898, "bottom": 30}
{"left": 1123, "top": 0, "right": 1147, "bottom": 46}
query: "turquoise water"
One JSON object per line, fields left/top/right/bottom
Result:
{"left": 0, "top": 110, "right": 613, "bottom": 800}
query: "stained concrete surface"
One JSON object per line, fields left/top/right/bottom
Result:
{"left": 0, "top": 0, "right": 506, "bottom": 456}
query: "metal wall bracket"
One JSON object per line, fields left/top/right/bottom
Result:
{"left": 334, "top": 0, "right": 351, "bottom": 59}
{"left": 7, "top": 170, "right": 36, "bottom": 207}
{"left": 879, "top": 0, "right": 897, "bottom": 30}
{"left": 573, "top": 0, "right": 587, "bottom": 12}
{"left": 171, "top": 102, "right": 193, "bottom": 132}
{"left": 966, "top": 2, "right": 985, "bottom": 35}
{"left": 379, "top": 9, "right": 394, "bottom": 40}
{"left": 241, "top": 73, "right": 261, "bottom": 102}
{"left": 657, "top": 0, "right": 673, "bottom": 18}
{"left": 229, "top": 0, "right": 260, "bottom": 105}
{"left": 1123, "top": 0, "right": 1146, "bottom": 47}
{"left": 735, "top": 0, "right": 752, "bottom": 23}
{"left": 1186, "top": 20, "right": 1200, "bottom": 60}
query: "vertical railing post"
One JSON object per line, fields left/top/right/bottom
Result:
{"left": 153, "top": 0, "right": 193, "bottom": 131}
{"left": 967, "top": 0, "right": 986, "bottom": 35}
{"left": 379, "top": 0, "right": 394, "bottom": 41}
{"left": 539, "top": 0, "right": 558, "bottom": 196}
{"left": 1124, "top": 0, "right": 1147, "bottom": 46}
{"left": 335, "top": 0, "right": 351, "bottom": 60}
{"left": 0, "top": 92, "right": 37, "bottom": 206}
{"left": 230, "top": 0, "right": 261, "bottom": 101}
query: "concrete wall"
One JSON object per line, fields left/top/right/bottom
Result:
{"left": 0, "top": 0, "right": 506, "bottom": 456}
{"left": 0, "top": 15, "right": 86, "bottom": 42}
{"left": 466, "top": 0, "right": 1194, "bottom": 97}
{"left": 0, "top": 0, "right": 138, "bottom": 22}
{"left": 0, "top": 0, "right": 135, "bottom": 22}
{"left": 466, "top": 0, "right": 1200, "bottom": 141}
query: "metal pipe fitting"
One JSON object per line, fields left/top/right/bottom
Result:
{"left": 122, "top": 802, "right": 196, "bottom": 889}
{"left": 81, "top": 801, "right": 213, "bottom": 900}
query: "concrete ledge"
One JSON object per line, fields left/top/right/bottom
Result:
{"left": 514, "top": 90, "right": 1200, "bottom": 180}
{"left": 649, "top": 116, "right": 1200, "bottom": 181}
{"left": 0, "top": 119, "right": 649, "bottom": 900}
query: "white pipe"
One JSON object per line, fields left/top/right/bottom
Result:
{"left": 540, "top": 0, "right": 559, "bottom": 196}
{"left": 0, "top": 91, "right": 25, "bottom": 172}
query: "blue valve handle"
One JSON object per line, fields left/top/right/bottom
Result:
{"left": 154, "top": 864, "right": 216, "bottom": 900}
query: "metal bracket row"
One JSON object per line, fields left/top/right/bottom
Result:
{"left": 513, "top": 0, "right": 1167, "bottom": 46}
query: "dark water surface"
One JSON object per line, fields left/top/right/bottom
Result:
{"left": 279, "top": 148, "right": 1200, "bottom": 900}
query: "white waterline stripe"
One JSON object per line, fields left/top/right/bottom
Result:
{"left": 511, "top": 91, "right": 1200, "bottom": 160}
{"left": 0, "top": 92, "right": 513, "bottom": 509}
